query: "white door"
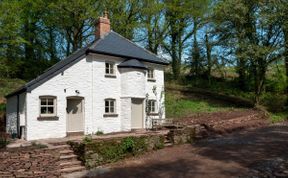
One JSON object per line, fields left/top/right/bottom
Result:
{"left": 67, "top": 98, "right": 84, "bottom": 133}
{"left": 131, "top": 98, "right": 144, "bottom": 129}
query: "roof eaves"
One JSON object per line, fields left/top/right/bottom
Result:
{"left": 5, "top": 87, "right": 27, "bottom": 98}
{"left": 86, "top": 48, "right": 169, "bottom": 65}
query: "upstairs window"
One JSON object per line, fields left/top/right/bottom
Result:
{"left": 147, "top": 68, "right": 155, "bottom": 81}
{"left": 40, "top": 96, "right": 56, "bottom": 117}
{"left": 105, "top": 62, "right": 115, "bottom": 75}
{"left": 105, "top": 99, "right": 116, "bottom": 114}
{"left": 148, "top": 100, "right": 156, "bottom": 113}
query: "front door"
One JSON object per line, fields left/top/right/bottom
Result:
{"left": 131, "top": 98, "right": 144, "bottom": 129}
{"left": 67, "top": 98, "right": 84, "bottom": 133}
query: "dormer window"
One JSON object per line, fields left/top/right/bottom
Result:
{"left": 147, "top": 68, "right": 155, "bottom": 82}
{"left": 105, "top": 62, "right": 116, "bottom": 78}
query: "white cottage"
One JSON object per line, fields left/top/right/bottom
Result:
{"left": 5, "top": 15, "right": 168, "bottom": 140}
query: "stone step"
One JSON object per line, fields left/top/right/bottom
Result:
{"left": 164, "top": 143, "right": 173, "bottom": 147}
{"left": 60, "top": 160, "right": 83, "bottom": 168}
{"left": 50, "top": 141, "right": 69, "bottom": 146}
{"left": 60, "top": 154, "right": 77, "bottom": 160}
{"left": 60, "top": 149, "right": 74, "bottom": 155}
{"left": 60, "top": 166, "right": 86, "bottom": 174}
{"left": 49, "top": 144, "right": 70, "bottom": 150}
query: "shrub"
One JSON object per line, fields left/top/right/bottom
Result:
{"left": 95, "top": 130, "right": 104, "bottom": 135}
{"left": 83, "top": 135, "right": 92, "bottom": 144}
{"left": 121, "top": 137, "right": 135, "bottom": 153}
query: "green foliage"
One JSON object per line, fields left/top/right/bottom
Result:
{"left": 95, "top": 130, "right": 104, "bottom": 135}
{"left": 67, "top": 141, "right": 85, "bottom": 162}
{"left": 77, "top": 135, "right": 163, "bottom": 168}
{"left": 121, "top": 137, "right": 136, "bottom": 153}
{"left": 0, "top": 78, "right": 25, "bottom": 98}
{"left": 270, "top": 112, "right": 288, "bottom": 123}
{"left": 83, "top": 135, "right": 93, "bottom": 144}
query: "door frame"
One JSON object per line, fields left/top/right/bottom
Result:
{"left": 131, "top": 98, "right": 145, "bottom": 129}
{"left": 66, "top": 96, "right": 85, "bottom": 135}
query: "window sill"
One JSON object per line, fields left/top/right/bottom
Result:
{"left": 147, "top": 78, "right": 156, "bottom": 82}
{"left": 105, "top": 74, "right": 116, "bottom": 78}
{"left": 103, "top": 113, "right": 119, "bottom": 117}
{"left": 147, "top": 112, "right": 159, "bottom": 116}
{"left": 37, "top": 116, "right": 59, "bottom": 121}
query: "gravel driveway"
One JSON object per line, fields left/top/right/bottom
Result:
{"left": 83, "top": 122, "right": 288, "bottom": 178}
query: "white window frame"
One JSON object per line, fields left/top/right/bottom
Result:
{"left": 105, "top": 99, "right": 116, "bottom": 114}
{"left": 39, "top": 96, "right": 57, "bottom": 117}
{"left": 105, "top": 62, "right": 115, "bottom": 75}
{"left": 147, "top": 68, "right": 155, "bottom": 81}
{"left": 148, "top": 99, "right": 157, "bottom": 113}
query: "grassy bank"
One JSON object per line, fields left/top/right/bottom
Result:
{"left": 165, "top": 89, "right": 243, "bottom": 118}
{"left": 165, "top": 82, "right": 288, "bottom": 122}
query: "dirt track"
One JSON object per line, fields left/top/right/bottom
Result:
{"left": 86, "top": 122, "right": 288, "bottom": 178}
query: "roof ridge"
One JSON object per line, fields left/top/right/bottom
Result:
{"left": 110, "top": 31, "right": 167, "bottom": 63}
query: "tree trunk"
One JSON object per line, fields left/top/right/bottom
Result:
{"left": 283, "top": 29, "right": 288, "bottom": 94}
{"left": 205, "top": 33, "right": 212, "bottom": 84}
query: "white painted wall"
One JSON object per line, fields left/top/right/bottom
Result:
{"left": 26, "top": 57, "right": 93, "bottom": 140}
{"left": 89, "top": 54, "right": 122, "bottom": 134}
{"left": 144, "top": 63, "right": 166, "bottom": 128}
{"left": 120, "top": 68, "right": 146, "bottom": 98}
{"left": 7, "top": 53, "right": 166, "bottom": 140}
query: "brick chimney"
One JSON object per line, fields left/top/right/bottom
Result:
{"left": 96, "top": 11, "right": 111, "bottom": 38}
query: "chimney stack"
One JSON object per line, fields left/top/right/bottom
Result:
{"left": 96, "top": 11, "right": 111, "bottom": 38}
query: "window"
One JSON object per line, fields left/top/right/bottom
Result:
{"left": 105, "top": 62, "right": 115, "bottom": 75}
{"left": 105, "top": 99, "right": 116, "bottom": 114}
{"left": 147, "top": 68, "right": 155, "bottom": 81}
{"left": 40, "top": 96, "right": 56, "bottom": 117}
{"left": 148, "top": 100, "right": 156, "bottom": 113}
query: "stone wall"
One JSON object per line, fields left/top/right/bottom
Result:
{"left": 69, "top": 133, "right": 165, "bottom": 168}
{"left": 0, "top": 147, "right": 61, "bottom": 177}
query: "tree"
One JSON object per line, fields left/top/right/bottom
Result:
{"left": 48, "top": 0, "right": 100, "bottom": 56}
{"left": 103, "top": 0, "right": 142, "bottom": 40}
{"left": 163, "top": 0, "right": 210, "bottom": 80}
{"left": 139, "top": 0, "right": 168, "bottom": 54}
{"left": 213, "top": 0, "right": 284, "bottom": 105}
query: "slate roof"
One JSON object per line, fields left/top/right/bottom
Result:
{"left": 88, "top": 31, "right": 168, "bottom": 64}
{"left": 6, "top": 31, "right": 169, "bottom": 98}
{"left": 118, "top": 59, "right": 148, "bottom": 70}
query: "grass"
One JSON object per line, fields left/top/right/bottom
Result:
{"left": 165, "top": 91, "right": 240, "bottom": 118}
{"left": 270, "top": 112, "right": 288, "bottom": 123}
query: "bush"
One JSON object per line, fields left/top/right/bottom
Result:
{"left": 95, "top": 130, "right": 104, "bottom": 135}
{"left": 260, "top": 93, "right": 287, "bottom": 112}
